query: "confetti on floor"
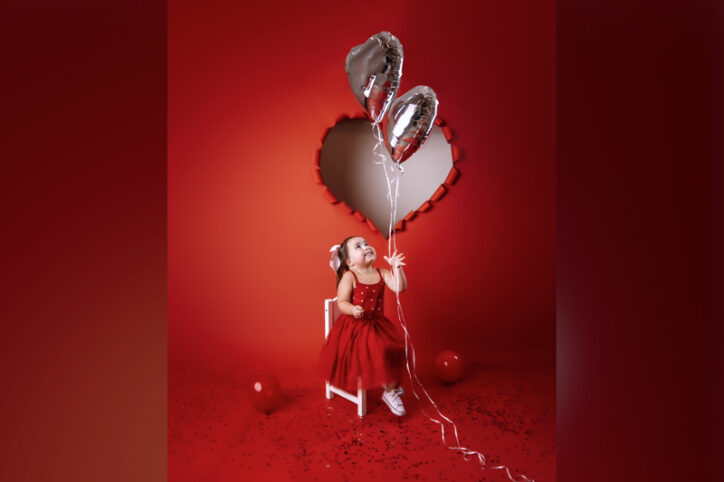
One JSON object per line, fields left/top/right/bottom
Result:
{"left": 169, "top": 361, "right": 555, "bottom": 482}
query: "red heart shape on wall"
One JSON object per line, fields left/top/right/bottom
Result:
{"left": 313, "top": 113, "right": 461, "bottom": 238}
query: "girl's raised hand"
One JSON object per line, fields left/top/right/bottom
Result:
{"left": 383, "top": 250, "right": 406, "bottom": 270}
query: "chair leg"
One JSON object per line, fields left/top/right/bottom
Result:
{"left": 325, "top": 381, "right": 333, "bottom": 400}
{"left": 357, "top": 388, "right": 366, "bottom": 417}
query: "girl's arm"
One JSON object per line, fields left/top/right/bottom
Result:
{"left": 382, "top": 266, "right": 407, "bottom": 293}
{"left": 336, "top": 271, "right": 359, "bottom": 315}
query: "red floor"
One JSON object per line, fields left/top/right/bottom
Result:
{"left": 169, "top": 361, "right": 555, "bottom": 482}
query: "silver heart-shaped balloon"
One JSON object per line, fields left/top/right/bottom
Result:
{"left": 387, "top": 86, "right": 438, "bottom": 164}
{"left": 345, "top": 31, "right": 403, "bottom": 125}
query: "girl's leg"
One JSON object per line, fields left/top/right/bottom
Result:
{"left": 383, "top": 381, "right": 399, "bottom": 392}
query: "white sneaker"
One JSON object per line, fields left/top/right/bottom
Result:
{"left": 381, "top": 387, "right": 406, "bottom": 416}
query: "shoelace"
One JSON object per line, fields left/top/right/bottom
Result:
{"left": 385, "top": 388, "right": 405, "bottom": 407}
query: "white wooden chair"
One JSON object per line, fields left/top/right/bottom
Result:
{"left": 324, "top": 297, "right": 367, "bottom": 417}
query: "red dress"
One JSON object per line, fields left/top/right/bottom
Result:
{"left": 318, "top": 268, "right": 406, "bottom": 392}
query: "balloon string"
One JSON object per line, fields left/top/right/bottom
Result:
{"left": 369, "top": 123, "right": 535, "bottom": 482}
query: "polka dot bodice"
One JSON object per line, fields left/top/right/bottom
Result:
{"left": 350, "top": 268, "right": 385, "bottom": 320}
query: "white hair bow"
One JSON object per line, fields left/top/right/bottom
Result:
{"left": 329, "top": 244, "right": 341, "bottom": 272}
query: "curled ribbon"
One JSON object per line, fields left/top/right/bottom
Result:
{"left": 370, "top": 123, "right": 534, "bottom": 482}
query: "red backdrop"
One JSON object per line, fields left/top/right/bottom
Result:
{"left": 168, "top": 0, "right": 555, "bottom": 373}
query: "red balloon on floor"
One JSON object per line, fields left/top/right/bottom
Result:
{"left": 434, "top": 350, "right": 464, "bottom": 383}
{"left": 248, "top": 375, "right": 283, "bottom": 413}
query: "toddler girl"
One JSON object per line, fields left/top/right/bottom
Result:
{"left": 318, "top": 236, "right": 408, "bottom": 416}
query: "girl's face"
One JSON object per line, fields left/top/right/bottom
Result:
{"left": 345, "top": 237, "right": 376, "bottom": 268}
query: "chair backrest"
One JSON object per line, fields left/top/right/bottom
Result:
{"left": 324, "top": 297, "right": 339, "bottom": 339}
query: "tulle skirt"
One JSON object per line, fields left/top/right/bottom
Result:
{"left": 318, "top": 314, "right": 405, "bottom": 392}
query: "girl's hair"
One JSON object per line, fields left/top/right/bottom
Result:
{"left": 335, "top": 236, "right": 356, "bottom": 287}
